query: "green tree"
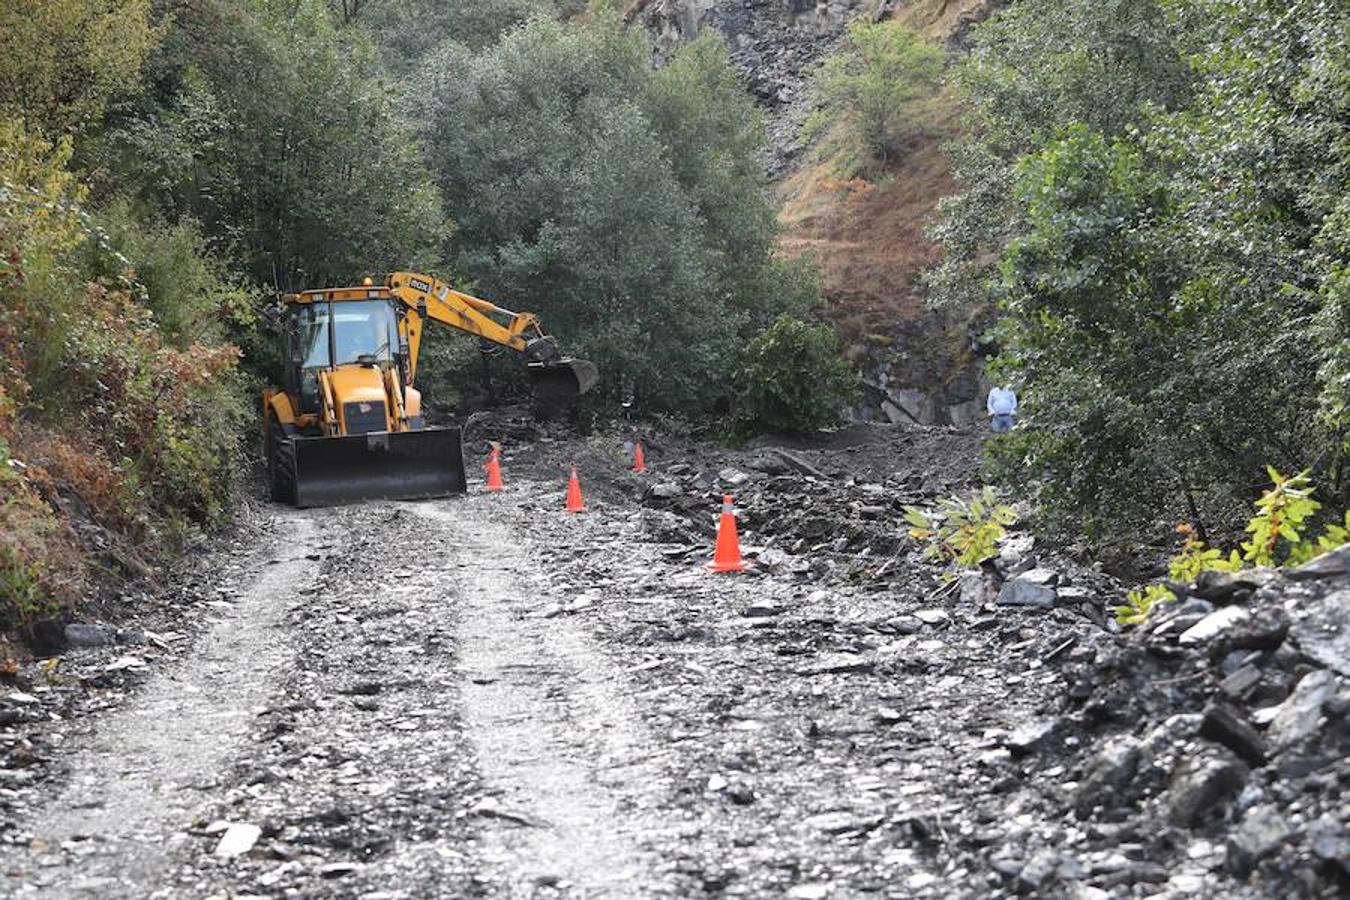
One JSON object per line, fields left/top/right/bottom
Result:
{"left": 362, "top": 0, "right": 561, "bottom": 62}
{"left": 90, "top": 0, "right": 446, "bottom": 289}
{"left": 929, "top": 0, "right": 1194, "bottom": 308}
{"left": 803, "top": 21, "right": 944, "bottom": 175}
{"left": 943, "top": 0, "right": 1348, "bottom": 543}
{"left": 737, "top": 316, "right": 859, "bottom": 434}
{"left": 413, "top": 19, "right": 815, "bottom": 411}
{"left": 0, "top": 0, "right": 158, "bottom": 137}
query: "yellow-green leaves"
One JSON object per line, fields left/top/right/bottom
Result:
{"left": 1241, "top": 468, "right": 1320, "bottom": 567}
{"left": 1115, "top": 584, "right": 1176, "bottom": 626}
{"left": 905, "top": 488, "right": 1018, "bottom": 575}
{"left": 0, "top": 0, "right": 158, "bottom": 137}
{"left": 1120, "top": 468, "right": 1348, "bottom": 627}
{"left": 1167, "top": 522, "right": 1243, "bottom": 582}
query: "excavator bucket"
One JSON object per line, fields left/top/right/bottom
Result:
{"left": 528, "top": 358, "right": 599, "bottom": 404}
{"left": 291, "top": 427, "right": 466, "bottom": 508}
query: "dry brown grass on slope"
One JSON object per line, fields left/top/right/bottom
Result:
{"left": 776, "top": 115, "right": 958, "bottom": 349}
{"left": 892, "top": 0, "right": 1003, "bottom": 43}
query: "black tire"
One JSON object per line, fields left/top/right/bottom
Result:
{"left": 267, "top": 417, "right": 297, "bottom": 505}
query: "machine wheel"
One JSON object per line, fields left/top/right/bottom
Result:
{"left": 266, "top": 417, "right": 297, "bottom": 505}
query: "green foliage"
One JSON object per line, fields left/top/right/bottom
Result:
{"left": 737, "top": 316, "right": 859, "bottom": 434}
{"left": 413, "top": 20, "right": 817, "bottom": 412}
{"left": 905, "top": 488, "right": 1018, "bottom": 573}
{"left": 1123, "top": 469, "right": 1347, "bottom": 627}
{"left": 803, "top": 21, "right": 944, "bottom": 176}
{"left": 78, "top": 202, "right": 261, "bottom": 347}
{"left": 363, "top": 0, "right": 559, "bottom": 59}
{"left": 929, "top": 0, "right": 1193, "bottom": 309}
{"left": 91, "top": 0, "right": 446, "bottom": 288}
{"left": 1173, "top": 469, "right": 1346, "bottom": 573}
{"left": 0, "top": 543, "right": 53, "bottom": 633}
{"left": 938, "top": 0, "right": 1349, "bottom": 544}
{"left": 1288, "top": 510, "right": 1350, "bottom": 567}
{"left": 0, "top": 113, "right": 249, "bottom": 630}
{"left": 1167, "top": 524, "right": 1241, "bottom": 583}
{"left": 1241, "top": 468, "right": 1321, "bottom": 567}
{"left": 0, "top": 0, "right": 159, "bottom": 137}
{"left": 1115, "top": 584, "right": 1175, "bottom": 626}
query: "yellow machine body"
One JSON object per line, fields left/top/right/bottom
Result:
{"left": 261, "top": 272, "right": 595, "bottom": 507}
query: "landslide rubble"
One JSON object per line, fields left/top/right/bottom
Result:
{"left": 493, "top": 415, "right": 1348, "bottom": 897}
{"left": 2, "top": 412, "right": 1345, "bottom": 898}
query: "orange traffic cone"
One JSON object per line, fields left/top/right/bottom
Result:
{"left": 708, "top": 494, "right": 747, "bottom": 572}
{"left": 485, "top": 446, "right": 503, "bottom": 492}
{"left": 565, "top": 464, "right": 585, "bottom": 512}
{"left": 633, "top": 441, "right": 647, "bottom": 474}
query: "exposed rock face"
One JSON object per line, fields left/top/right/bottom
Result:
{"left": 628, "top": 0, "right": 864, "bottom": 175}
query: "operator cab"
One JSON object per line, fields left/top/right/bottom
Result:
{"left": 280, "top": 290, "right": 411, "bottom": 416}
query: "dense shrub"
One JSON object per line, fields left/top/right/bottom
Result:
{"left": 737, "top": 316, "right": 859, "bottom": 434}
{"left": 91, "top": 0, "right": 446, "bottom": 289}
{"left": 934, "top": 0, "right": 1348, "bottom": 544}
{"left": 364, "top": 0, "right": 565, "bottom": 61}
{"left": 802, "top": 21, "right": 944, "bottom": 176}
{"left": 413, "top": 21, "right": 817, "bottom": 412}
{"left": 0, "top": 0, "right": 158, "bottom": 137}
{"left": 0, "top": 119, "right": 247, "bottom": 631}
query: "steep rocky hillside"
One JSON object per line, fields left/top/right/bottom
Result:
{"left": 629, "top": 0, "right": 1001, "bottom": 426}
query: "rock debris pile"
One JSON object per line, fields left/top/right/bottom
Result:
{"left": 501, "top": 418, "right": 1347, "bottom": 897}
{"left": 1, "top": 416, "right": 1345, "bottom": 898}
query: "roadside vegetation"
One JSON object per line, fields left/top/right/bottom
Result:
{"left": 929, "top": 0, "right": 1349, "bottom": 550}
{"left": 1117, "top": 469, "right": 1350, "bottom": 625}
{"left": 0, "top": 1, "right": 838, "bottom": 637}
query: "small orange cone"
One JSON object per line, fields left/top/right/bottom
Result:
{"left": 633, "top": 441, "right": 647, "bottom": 474}
{"left": 565, "top": 464, "right": 585, "bottom": 512}
{"left": 708, "top": 494, "right": 747, "bottom": 572}
{"left": 485, "top": 446, "right": 503, "bottom": 492}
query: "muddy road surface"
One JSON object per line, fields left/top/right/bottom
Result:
{"left": 2, "top": 421, "right": 1345, "bottom": 898}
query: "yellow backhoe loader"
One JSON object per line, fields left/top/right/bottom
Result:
{"left": 262, "top": 271, "right": 597, "bottom": 507}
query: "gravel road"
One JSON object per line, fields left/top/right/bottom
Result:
{"left": 2, "top": 424, "right": 1343, "bottom": 898}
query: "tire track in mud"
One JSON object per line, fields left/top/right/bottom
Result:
{"left": 4, "top": 512, "right": 319, "bottom": 898}
{"left": 410, "top": 500, "right": 667, "bottom": 898}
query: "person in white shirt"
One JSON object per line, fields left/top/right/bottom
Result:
{"left": 987, "top": 385, "right": 1017, "bottom": 433}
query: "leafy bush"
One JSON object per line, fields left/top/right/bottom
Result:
{"left": 1, "top": 117, "right": 247, "bottom": 631}
{"left": 365, "top": 0, "right": 554, "bottom": 58}
{"left": 1115, "top": 584, "right": 1176, "bottom": 627}
{"left": 412, "top": 21, "right": 817, "bottom": 412}
{"left": 928, "top": 0, "right": 1194, "bottom": 310}
{"left": 1117, "top": 469, "right": 1348, "bottom": 626}
{"left": 78, "top": 202, "right": 259, "bottom": 348}
{"left": 1167, "top": 523, "right": 1241, "bottom": 583}
{"left": 736, "top": 316, "right": 859, "bottom": 434}
{"left": 803, "top": 21, "right": 944, "bottom": 176}
{"left": 938, "top": 0, "right": 1348, "bottom": 544}
{"left": 92, "top": 0, "right": 446, "bottom": 289}
{"left": 0, "top": 0, "right": 158, "bottom": 137}
{"left": 905, "top": 488, "right": 1018, "bottom": 574}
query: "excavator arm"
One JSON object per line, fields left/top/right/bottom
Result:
{"left": 386, "top": 271, "right": 596, "bottom": 402}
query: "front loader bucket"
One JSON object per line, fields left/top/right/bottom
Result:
{"left": 528, "top": 358, "right": 599, "bottom": 403}
{"left": 292, "top": 427, "right": 466, "bottom": 508}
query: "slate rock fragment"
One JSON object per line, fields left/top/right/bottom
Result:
{"left": 1227, "top": 804, "right": 1292, "bottom": 874}
{"left": 1166, "top": 744, "right": 1248, "bottom": 827}
{"left": 1267, "top": 669, "right": 1337, "bottom": 750}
